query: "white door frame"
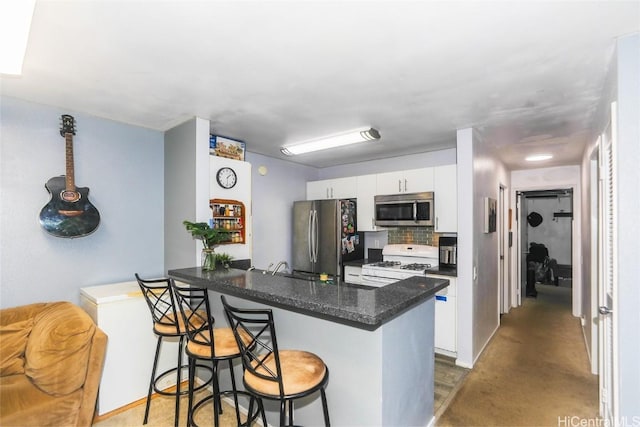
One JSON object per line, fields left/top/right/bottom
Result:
{"left": 499, "top": 184, "right": 509, "bottom": 314}
{"left": 598, "top": 102, "right": 618, "bottom": 423}
{"left": 509, "top": 181, "right": 581, "bottom": 316}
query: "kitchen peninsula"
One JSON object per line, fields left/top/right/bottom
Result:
{"left": 168, "top": 267, "right": 449, "bottom": 426}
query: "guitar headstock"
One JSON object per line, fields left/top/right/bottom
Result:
{"left": 60, "top": 114, "right": 76, "bottom": 137}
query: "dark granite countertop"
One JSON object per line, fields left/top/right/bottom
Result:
{"left": 168, "top": 267, "right": 449, "bottom": 331}
{"left": 343, "top": 259, "right": 371, "bottom": 267}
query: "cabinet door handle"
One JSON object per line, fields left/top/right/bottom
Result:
{"left": 436, "top": 217, "right": 439, "bottom": 229}
{"left": 398, "top": 180, "right": 402, "bottom": 192}
{"left": 326, "top": 188, "right": 329, "bottom": 199}
{"left": 404, "top": 179, "right": 408, "bottom": 192}
{"left": 331, "top": 187, "right": 334, "bottom": 198}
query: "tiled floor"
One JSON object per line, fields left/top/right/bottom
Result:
{"left": 434, "top": 353, "right": 470, "bottom": 419}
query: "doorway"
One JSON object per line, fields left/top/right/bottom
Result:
{"left": 518, "top": 189, "right": 574, "bottom": 302}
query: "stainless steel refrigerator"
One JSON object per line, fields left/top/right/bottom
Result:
{"left": 292, "top": 199, "right": 364, "bottom": 277}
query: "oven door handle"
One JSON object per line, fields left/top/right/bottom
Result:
{"left": 360, "top": 274, "right": 395, "bottom": 286}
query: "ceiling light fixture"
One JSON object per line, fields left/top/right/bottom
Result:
{"left": 0, "top": 0, "right": 36, "bottom": 75}
{"left": 281, "top": 127, "right": 380, "bottom": 156}
{"left": 525, "top": 154, "right": 553, "bottom": 162}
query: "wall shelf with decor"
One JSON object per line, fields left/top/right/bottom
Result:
{"left": 210, "top": 198, "right": 245, "bottom": 244}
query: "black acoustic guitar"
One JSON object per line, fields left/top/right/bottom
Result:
{"left": 39, "top": 115, "right": 100, "bottom": 238}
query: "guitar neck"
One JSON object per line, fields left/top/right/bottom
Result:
{"left": 64, "top": 133, "right": 76, "bottom": 192}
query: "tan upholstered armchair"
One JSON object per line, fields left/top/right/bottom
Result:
{"left": 0, "top": 301, "right": 107, "bottom": 427}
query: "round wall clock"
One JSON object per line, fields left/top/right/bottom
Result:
{"left": 216, "top": 167, "right": 237, "bottom": 189}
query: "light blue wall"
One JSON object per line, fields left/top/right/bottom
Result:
{"left": 0, "top": 97, "right": 164, "bottom": 308}
{"left": 245, "top": 152, "right": 317, "bottom": 269}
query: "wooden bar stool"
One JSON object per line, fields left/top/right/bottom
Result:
{"left": 171, "top": 282, "right": 258, "bottom": 427}
{"left": 221, "top": 295, "right": 331, "bottom": 427}
{"left": 135, "top": 274, "right": 189, "bottom": 427}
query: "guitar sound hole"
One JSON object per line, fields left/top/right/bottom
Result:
{"left": 61, "top": 191, "right": 81, "bottom": 203}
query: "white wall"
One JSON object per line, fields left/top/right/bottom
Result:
{"left": 455, "top": 128, "right": 509, "bottom": 368}
{"left": 456, "top": 128, "right": 474, "bottom": 367}
{"left": 614, "top": 32, "right": 640, "bottom": 419}
{"left": 0, "top": 97, "right": 164, "bottom": 308}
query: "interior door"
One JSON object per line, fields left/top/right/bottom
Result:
{"left": 598, "top": 103, "right": 618, "bottom": 423}
{"left": 515, "top": 192, "right": 524, "bottom": 306}
{"left": 499, "top": 185, "right": 507, "bottom": 313}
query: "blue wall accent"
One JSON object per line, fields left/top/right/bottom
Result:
{"left": 0, "top": 97, "right": 164, "bottom": 307}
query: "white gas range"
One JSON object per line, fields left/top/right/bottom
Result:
{"left": 361, "top": 243, "right": 457, "bottom": 356}
{"left": 361, "top": 244, "right": 440, "bottom": 287}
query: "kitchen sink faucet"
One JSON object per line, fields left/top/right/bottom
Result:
{"left": 272, "top": 261, "right": 289, "bottom": 275}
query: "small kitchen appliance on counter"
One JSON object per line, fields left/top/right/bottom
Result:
{"left": 439, "top": 236, "right": 457, "bottom": 269}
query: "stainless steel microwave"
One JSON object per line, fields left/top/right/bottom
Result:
{"left": 374, "top": 192, "right": 434, "bottom": 226}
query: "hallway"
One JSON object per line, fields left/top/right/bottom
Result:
{"left": 438, "top": 285, "right": 598, "bottom": 426}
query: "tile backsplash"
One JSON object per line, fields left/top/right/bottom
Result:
{"left": 387, "top": 227, "right": 435, "bottom": 246}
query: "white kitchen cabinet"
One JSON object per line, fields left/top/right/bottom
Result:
{"left": 434, "top": 164, "right": 457, "bottom": 232}
{"left": 376, "top": 168, "right": 434, "bottom": 195}
{"left": 426, "top": 274, "right": 457, "bottom": 356}
{"left": 344, "top": 265, "right": 363, "bottom": 284}
{"left": 79, "top": 281, "right": 180, "bottom": 415}
{"left": 306, "top": 177, "right": 357, "bottom": 200}
{"left": 355, "top": 174, "right": 379, "bottom": 231}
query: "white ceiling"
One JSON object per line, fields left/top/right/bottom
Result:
{"left": 2, "top": 1, "right": 638, "bottom": 169}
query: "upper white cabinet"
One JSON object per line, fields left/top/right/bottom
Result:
{"left": 306, "top": 177, "right": 357, "bottom": 200}
{"left": 356, "top": 174, "right": 378, "bottom": 231}
{"left": 376, "top": 168, "right": 434, "bottom": 195}
{"left": 434, "top": 164, "right": 457, "bottom": 232}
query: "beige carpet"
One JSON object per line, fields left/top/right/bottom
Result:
{"left": 438, "top": 285, "right": 599, "bottom": 427}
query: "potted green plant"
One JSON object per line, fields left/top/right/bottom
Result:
{"left": 214, "top": 252, "right": 234, "bottom": 269}
{"left": 183, "top": 220, "right": 227, "bottom": 270}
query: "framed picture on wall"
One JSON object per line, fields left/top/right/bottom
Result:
{"left": 484, "top": 197, "right": 497, "bottom": 233}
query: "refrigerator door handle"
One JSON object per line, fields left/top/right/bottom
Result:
{"left": 313, "top": 210, "right": 319, "bottom": 262}
{"left": 308, "top": 210, "right": 313, "bottom": 262}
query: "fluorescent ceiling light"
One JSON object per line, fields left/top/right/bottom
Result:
{"left": 525, "top": 154, "right": 553, "bottom": 162}
{"left": 0, "top": 0, "right": 36, "bottom": 75}
{"left": 281, "top": 128, "right": 380, "bottom": 156}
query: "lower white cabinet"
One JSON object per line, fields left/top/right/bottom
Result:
{"left": 344, "top": 265, "right": 363, "bottom": 285}
{"left": 426, "top": 275, "right": 457, "bottom": 355}
{"left": 80, "top": 281, "right": 180, "bottom": 415}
